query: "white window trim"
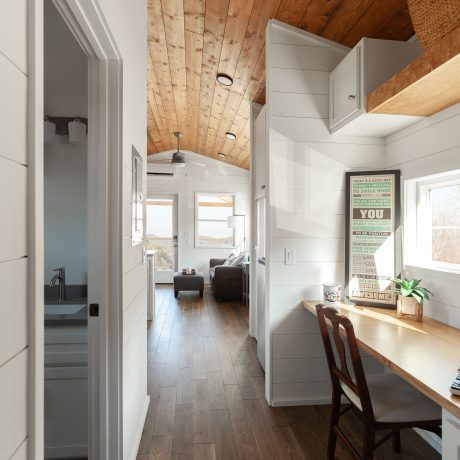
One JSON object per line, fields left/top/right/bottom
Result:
{"left": 195, "top": 192, "right": 236, "bottom": 249}
{"left": 404, "top": 170, "right": 460, "bottom": 275}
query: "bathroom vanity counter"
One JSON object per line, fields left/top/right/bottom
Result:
{"left": 44, "top": 300, "right": 87, "bottom": 326}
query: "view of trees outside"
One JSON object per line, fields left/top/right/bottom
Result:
{"left": 431, "top": 184, "right": 460, "bottom": 265}
{"left": 196, "top": 194, "right": 234, "bottom": 247}
{"left": 145, "top": 199, "right": 174, "bottom": 270}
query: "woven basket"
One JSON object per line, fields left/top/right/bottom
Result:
{"left": 407, "top": 0, "right": 460, "bottom": 49}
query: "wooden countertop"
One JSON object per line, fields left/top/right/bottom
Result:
{"left": 303, "top": 300, "right": 460, "bottom": 419}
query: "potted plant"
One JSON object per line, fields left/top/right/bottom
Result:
{"left": 393, "top": 277, "right": 433, "bottom": 322}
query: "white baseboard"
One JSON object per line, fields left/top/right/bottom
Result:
{"left": 414, "top": 428, "right": 442, "bottom": 454}
{"left": 128, "top": 396, "right": 150, "bottom": 460}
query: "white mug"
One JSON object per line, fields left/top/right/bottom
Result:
{"left": 322, "top": 283, "right": 342, "bottom": 307}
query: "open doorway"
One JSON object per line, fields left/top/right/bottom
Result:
{"left": 34, "top": 1, "right": 124, "bottom": 459}
{"left": 145, "top": 195, "right": 179, "bottom": 283}
{"left": 43, "top": 2, "right": 89, "bottom": 458}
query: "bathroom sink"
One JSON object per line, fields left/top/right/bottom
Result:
{"left": 45, "top": 304, "right": 86, "bottom": 315}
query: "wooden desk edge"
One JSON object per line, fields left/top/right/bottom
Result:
{"left": 303, "top": 300, "right": 460, "bottom": 419}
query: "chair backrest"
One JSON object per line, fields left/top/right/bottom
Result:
{"left": 315, "top": 304, "right": 374, "bottom": 418}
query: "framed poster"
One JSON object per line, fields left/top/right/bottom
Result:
{"left": 131, "top": 146, "right": 144, "bottom": 245}
{"left": 345, "top": 170, "right": 401, "bottom": 308}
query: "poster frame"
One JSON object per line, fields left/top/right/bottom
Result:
{"left": 345, "top": 170, "right": 401, "bottom": 308}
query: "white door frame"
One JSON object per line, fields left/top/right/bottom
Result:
{"left": 30, "top": 1, "right": 124, "bottom": 458}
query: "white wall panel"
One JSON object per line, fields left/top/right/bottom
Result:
{"left": 11, "top": 439, "right": 27, "bottom": 459}
{"left": 265, "top": 21, "right": 385, "bottom": 406}
{"left": 0, "top": 349, "right": 28, "bottom": 459}
{"left": 0, "top": 258, "right": 27, "bottom": 365}
{"left": 271, "top": 43, "right": 345, "bottom": 71}
{"left": 0, "top": 54, "right": 27, "bottom": 166}
{"left": 385, "top": 102, "right": 460, "bottom": 329}
{"left": 271, "top": 92, "right": 328, "bottom": 119}
{"left": 0, "top": 158, "right": 27, "bottom": 262}
{"left": 0, "top": 0, "right": 27, "bottom": 73}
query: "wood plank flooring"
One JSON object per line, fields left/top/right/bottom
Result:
{"left": 137, "top": 285, "right": 440, "bottom": 460}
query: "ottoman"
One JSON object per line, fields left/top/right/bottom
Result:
{"left": 173, "top": 271, "right": 204, "bottom": 298}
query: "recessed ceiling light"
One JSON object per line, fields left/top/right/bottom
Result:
{"left": 216, "top": 73, "right": 233, "bottom": 86}
{"left": 218, "top": 152, "right": 227, "bottom": 159}
{"left": 225, "top": 132, "right": 237, "bottom": 140}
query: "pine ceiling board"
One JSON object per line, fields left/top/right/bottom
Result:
{"left": 147, "top": 53, "right": 172, "bottom": 150}
{"left": 185, "top": 30, "right": 204, "bottom": 153}
{"left": 148, "top": 0, "right": 179, "bottom": 148}
{"left": 374, "top": 5, "right": 414, "bottom": 41}
{"left": 321, "top": 0, "right": 377, "bottom": 44}
{"left": 184, "top": 0, "right": 205, "bottom": 35}
{"left": 146, "top": 0, "right": 415, "bottom": 168}
{"left": 203, "top": 0, "right": 254, "bottom": 157}
{"left": 161, "top": 0, "right": 188, "bottom": 150}
{"left": 195, "top": 0, "right": 230, "bottom": 154}
{"left": 210, "top": 0, "right": 280, "bottom": 159}
{"left": 342, "top": 0, "right": 408, "bottom": 47}
{"left": 275, "top": 0, "right": 311, "bottom": 26}
{"left": 147, "top": 131, "right": 157, "bottom": 154}
{"left": 297, "top": 0, "right": 344, "bottom": 35}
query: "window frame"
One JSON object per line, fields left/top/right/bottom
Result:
{"left": 405, "top": 170, "right": 460, "bottom": 274}
{"left": 195, "top": 192, "right": 236, "bottom": 249}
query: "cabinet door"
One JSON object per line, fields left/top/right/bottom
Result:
{"left": 330, "top": 45, "right": 360, "bottom": 128}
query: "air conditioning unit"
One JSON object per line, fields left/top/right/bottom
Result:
{"left": 147, "top": 163, "right": 175, "bottom": 177}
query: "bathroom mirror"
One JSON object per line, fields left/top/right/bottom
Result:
{"left": 132, "top": 146, "right": 144, "bottom": 245}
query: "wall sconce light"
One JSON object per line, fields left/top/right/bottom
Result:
{"left": 68, "top": 117, "right": 87, "bottom": 145}
{"left": 44, "top": 115, "right": 57, "bottom": 144}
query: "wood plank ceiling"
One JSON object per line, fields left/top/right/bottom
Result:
{"left": 147, "top": 0, "right": 414, "bottom": 169}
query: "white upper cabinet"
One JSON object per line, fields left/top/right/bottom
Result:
{"left": 329, "top": 38, "right": 424, "bottom": 137}
{"left": 330, "top": 46, "right": 360, "bottom": 128}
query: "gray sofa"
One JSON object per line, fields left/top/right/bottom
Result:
{"left": 209, "top": 258, "right": 243, "bottom": 301}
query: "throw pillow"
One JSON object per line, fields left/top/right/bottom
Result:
{"left": 223, "top": 249, "right": 239, "bottom": 265}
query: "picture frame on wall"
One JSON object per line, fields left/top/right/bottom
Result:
{"left": 345, "top": 170, "right": 401, "bottom": 308}
{"left": 132, "top": 146, "right": 144, "bottom": 246}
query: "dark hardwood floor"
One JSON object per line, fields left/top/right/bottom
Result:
{"left": 137, "top": 285, "right": 440, "bottom": 460}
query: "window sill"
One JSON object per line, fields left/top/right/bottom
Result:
{"left": 404, "top": 264, "right": 460, "bottom": 281}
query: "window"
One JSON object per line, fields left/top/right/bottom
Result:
{"left": 195, "top": 193, "right": 235, "bottom": 248}
{"left": 405, "top": 171, "right": 460, "bottom": 272}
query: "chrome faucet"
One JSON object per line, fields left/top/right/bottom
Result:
{"left": 49, "top": 267, "right": 66, "bottom": 302}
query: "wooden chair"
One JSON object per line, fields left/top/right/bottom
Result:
{"left": 315, "top": 304, "right": 442, "bottom": 460}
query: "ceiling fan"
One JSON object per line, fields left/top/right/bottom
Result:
{"left": 149, "top": 131, "right": 206, "bottom": 168}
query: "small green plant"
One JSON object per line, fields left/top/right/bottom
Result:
{"left": 393, "top": 277, "right": 433, "bottom": 304}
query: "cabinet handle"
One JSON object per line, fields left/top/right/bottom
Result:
{"left": 348, "top": 94, "right": 356, "bottom": 100}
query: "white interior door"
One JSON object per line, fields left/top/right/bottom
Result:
{"left": 146, "top": 195, "right": 178, "bottom": 283}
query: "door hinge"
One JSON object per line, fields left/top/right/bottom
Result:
{"left": 89, "top": 303, "right": 99, "bottom": 317}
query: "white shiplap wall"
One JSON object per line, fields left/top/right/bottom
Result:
{"left": 0, "top": 0, "right": 29, "bottom": 458}
{"left": 265, "top": 21, "right": 385, "bottom": 406}
{"left": 385, "top": 102, "right": 460, "bottom": 329}
{"left": 147, "top": 154, "right": 250, "bottom": 282}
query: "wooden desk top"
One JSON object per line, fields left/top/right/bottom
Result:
{"left": 303, "top": 300, "right": 460, "bottom": 419}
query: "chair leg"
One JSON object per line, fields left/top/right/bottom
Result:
{"left": 392, "top": 429, "right": 401, "bottom": 453}
{"left": 362, "top": 427, "right": 375, "bottom": 460}
{"left": 327, "top": 389, "right": 341, "bottom": 460}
